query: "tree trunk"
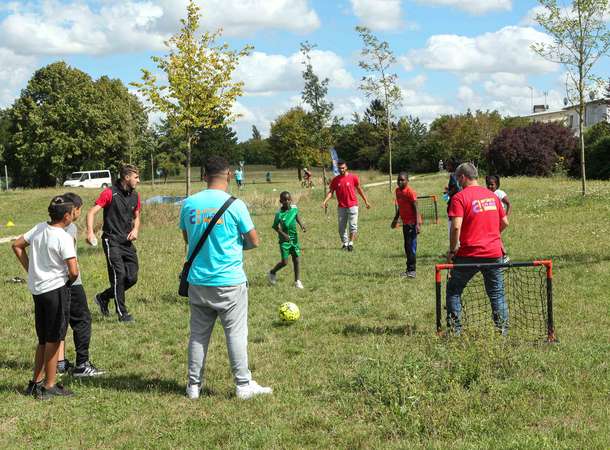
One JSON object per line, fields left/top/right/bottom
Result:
{"left": 579, "top": 68, "right": 586, "bottom": 196}
{"left": 298, "top": 167, "right": 302, "bottom": 181}
{"left": 387, "top": 118, "right": 392, "bottom": 192}
{"left": 186, "top": 133, "right": 192, "bottom": 197}
{"left": 200, "top": 164, "right": 204, "bottom": 182}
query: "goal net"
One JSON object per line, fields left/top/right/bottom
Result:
{"left": 435, "top": 260, "right": 556, "bottom": 342}
{"left": 417, "top": 195, "right": 440, "bottom": 225}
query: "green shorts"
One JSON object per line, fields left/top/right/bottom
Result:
{"left": 279, "top": 241, "right": 301, "bottom": 260}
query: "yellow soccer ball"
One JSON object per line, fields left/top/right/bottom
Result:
{"left": 278, "top": 302, "right": 300, "bottom": 322}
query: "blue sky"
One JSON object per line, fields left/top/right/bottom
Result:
{"left": 0, "top": 0, "right": 609, "bottom": 141}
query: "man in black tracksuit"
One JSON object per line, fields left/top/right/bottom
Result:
{"left": 87, "top": 165, "right": 141, "bottom": 323}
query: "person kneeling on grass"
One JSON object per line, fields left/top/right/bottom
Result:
{"left": 446, "top": 163, "right": 509, "bottom": 336}
{"left": 12, "top": 196, "right": 79, "bottom": 399}
{"left": 391, "top": 172, "right": 419, "bottom": 278}
{"left": 180, "top": 156, "right": 272, "bottom": 400}
{"left": 268, "top": 191, "right": 306, "bottom": 289}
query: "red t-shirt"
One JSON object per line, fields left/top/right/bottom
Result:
{"left": 329, "top": 173, "right": 360, "bottom": 208}
{"left": 448, "top": 185, "right": 506, "bottom": 258}
{"left": 95, "top": 188, "right": 141, "bottom": 211}
{"left": 395, "top": 186, "right": 417, "bottom": 224}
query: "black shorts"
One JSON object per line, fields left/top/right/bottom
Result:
{"left": 33, "top": 285, "right": 71, "bottom": 345}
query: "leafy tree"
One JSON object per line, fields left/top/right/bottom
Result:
{"left": 4, "top": 62, "right": 147, "bottom": 187}
{"left": 300, "top": 41, "right": 333, "bottom": 183}
{"left": 356, "top": 26, "right": 402, "bottom": 189}
{"left": 269, "top": 107, "right": 318, "bottom": 172}
{"left": 193, "top": 123, "right": 240, "bottom": 180}
{"left": 132, "top": 0, "right": 252, "bottom": 196}
{"left": 251, "top": 125, "right": 262, "bottom": 141}
{"left": 487, "top": 122, "right": 578, "bottom": 176}
{"left": 381, "top": 116, "right": 428, "bottom": 173}
{"left": 586, "top": 135, "right": 610, "bottom": 178}
{"left": 532, "top": 0, "right": 610, "bottom": 195}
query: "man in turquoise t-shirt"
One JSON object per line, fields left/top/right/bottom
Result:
{"left": 179, "top": 156, "right": 272, "bottom": 401}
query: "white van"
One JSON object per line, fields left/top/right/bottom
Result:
{"left": 63, "top": 170, "right": 112, "bottom": 188}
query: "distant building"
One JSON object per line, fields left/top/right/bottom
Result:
{"left": 522, "top": 99, "right": 610, "bottom": 135}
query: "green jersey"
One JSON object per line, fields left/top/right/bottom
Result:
{"left": 273, "top": 205, "right": 299, "bottom": 243}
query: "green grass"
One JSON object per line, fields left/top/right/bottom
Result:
{"left": 1, "top": 171, "right": 609, "bottom": 449}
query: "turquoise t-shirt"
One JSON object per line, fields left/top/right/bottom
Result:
{"left": 179, "top": 189, "right": 254, "bottom": 286}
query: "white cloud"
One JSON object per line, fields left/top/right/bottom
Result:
{"left": 0, "top": 48, "right": 37, "bottom": 107}
{"left": 402, "top": 26, "right": 558, "bottom": 75}
{"left": 155, "top": 0, "right": 320, "bottom": 36}
{"left": 0, "top": 0, "right": 320, "bottom": 56}
{"left": 415, "top": 0, "right": 511, "bottom": 15}
{"left": 350, "top": 0, "right": 404, "bottom": 31}
{"left": 0, "top": 1, "right": 165, "bottom": 55}
{"left": 235, "top": 49, "right": 355, "bottom": 94}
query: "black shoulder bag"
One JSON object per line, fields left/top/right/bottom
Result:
{"left": 179, "top": 196, "right": 236, "bottom": 297}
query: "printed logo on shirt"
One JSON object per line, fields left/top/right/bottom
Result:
{"left": 472, "top": 198, "right": 498, "bottom": 213}
{"left": 189, "top": 208, "right": 224, "bottom": 225}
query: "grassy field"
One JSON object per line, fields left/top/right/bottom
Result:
{"left": 0, "top": 169, "right": 609, "bottom": 449}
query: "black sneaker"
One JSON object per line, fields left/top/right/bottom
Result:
{"left": 94, "top": 293, "right": 110, "bottom": 316}
{"left": 24, "top": 380, "right": 43, "bottom": 396}
{"left": 347, "top": 244, "right": 354, "bottom": 252}
{"left": 72, "top": 361, "right": 105, "bottom": 377}
{"left": 36, "top": 384, "right": 74, "bottom": 400}
{"left": 57, "top": 359, "right": 73, "bottom": 375}
{"left": 341, "top": 244, "right": 348, "bottom": 251}
{"left": 118, "top": 313, "right": 134, "bottom": 323}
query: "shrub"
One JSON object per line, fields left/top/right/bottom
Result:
{"left": 487, "top": 122, "right": 578, "bottom": 177}
{"left": 587, "top": 136, "right": 610, "bottom": 180}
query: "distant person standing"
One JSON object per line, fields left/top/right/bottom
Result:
{"left": 391, "top": 173, "right": 419, "bottom": 278}
{"left": 322, "top": 160, "right": 371, "bottom": 251}
{"left": 438, "top": 159, "right": 444, "bottom": 172}
{"left": 86, "top": 164, "right": 141, "bottom": 323}
{"left": 181, "top": 156, "right": 272, "bottom": 400}
{"left": 234, "top": 168, "right": 243, "bottom": 189}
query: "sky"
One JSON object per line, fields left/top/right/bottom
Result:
{"left": 0, "top": 0, "right": 609, "bottom": 141}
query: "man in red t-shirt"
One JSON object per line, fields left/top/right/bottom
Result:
{"left": 391, "top": 172, "right": 419, "bottom": 277}
{"left": 322, "top": 160, "right": 371, "bottom": 251}
{"left": 446, "top": 162, "right": 509, "bottom": 335}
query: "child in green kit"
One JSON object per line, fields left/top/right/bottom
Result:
{"left": 267, "top": 191, "right": 306, "bottom": 289}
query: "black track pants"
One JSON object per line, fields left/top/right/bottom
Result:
{"left": 69, "top": 284, "right": 92, "bottom": 365}
{"left": 101, "top": 237, "right": 139, "bottom": 317}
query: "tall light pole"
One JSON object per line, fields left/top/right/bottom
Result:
{"left": 528, "top": 86, "right": 534, "bottom": 113}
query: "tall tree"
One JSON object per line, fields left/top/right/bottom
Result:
{"left": 269, "top": 107, "right": 318, "bottom": 172}
{"left": 532, "top": 0, "right": 610, "bottom": 195}
{"left": 251, "top": 125, "right": 262, "bottom": 141}
{"left": 4, "top": 62, "right": 147, "bottom": 187}
{"left": 356, "top": 26, "right": 402, "bottom": 191}
{"left": 132, "top": 0, "right": 252, "bottom": 196}
{"left": 300, "top": 41, "right": 334, "bottom": 185}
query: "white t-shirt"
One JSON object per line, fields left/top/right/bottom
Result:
{"left": 65, "top": 223, "right": 82, "bottom": 286}
{"left": 494, "top": 189, "right": 507, "bottom": 210}
{"left": 23, "top": 223, "right": 76, "bottom": 295}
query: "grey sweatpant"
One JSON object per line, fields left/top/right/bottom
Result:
{"left": 188, "top": 283, "right": 252, "bottom": 387}
{"left": 338, "top": 206, "right": 359, "bottom": 244}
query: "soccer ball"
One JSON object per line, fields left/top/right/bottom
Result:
{"left": 278, "top": 302, "right": 300, "bottom": 322}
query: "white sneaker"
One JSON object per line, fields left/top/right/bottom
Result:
{"left": 236, "top": 380, "right": 273, "bottom": 400}
{"left": 295, "top": 280, "right": 304, "bottom": 289}
{"left": 186, "top": 383, "right": 200, "bottom": 400}
{"left": 267, "top": 272, "right": 277, "bottom": 285}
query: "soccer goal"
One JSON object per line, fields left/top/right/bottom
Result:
{"left": 434, "top": 260, "right": 556, "bottom": 342}
{"left": 418, "top": 195, "right": 440, "bottom": 225}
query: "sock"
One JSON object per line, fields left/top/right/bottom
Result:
{"left": 348, "top": 241, "right": 354, "bottom": 246}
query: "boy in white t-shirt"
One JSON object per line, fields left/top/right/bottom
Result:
{"left": 12, "top": 196, "right": 80, "bottom": 399}
{"left": 486, "top": 175, "right": 512, "bottom": 216}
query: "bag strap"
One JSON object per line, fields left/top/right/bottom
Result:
{"left": 184, "top": 196, "right": 236, "bottom": 271}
